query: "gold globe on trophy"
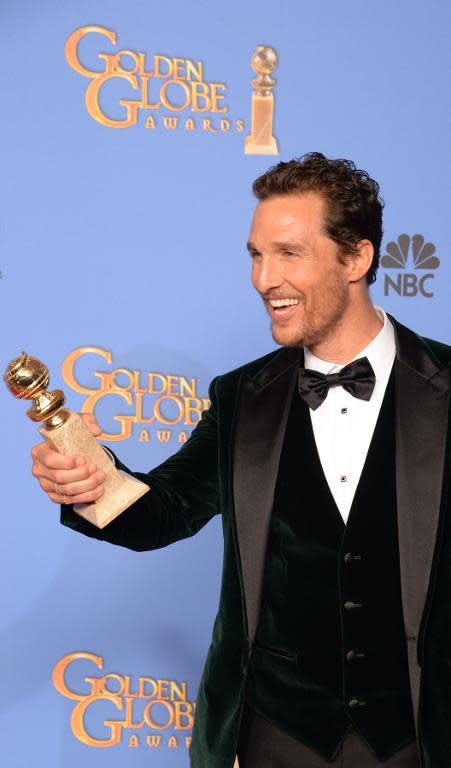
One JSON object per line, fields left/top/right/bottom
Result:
{"left": 245, "top": 44, "right": 279, "bottom": 155}
{"left": 4, "top": 352, "right": 149, "bottom": 528}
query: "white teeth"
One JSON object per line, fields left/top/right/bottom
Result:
{"left": 269, "top": 298, "right": 300, "bottom": 307}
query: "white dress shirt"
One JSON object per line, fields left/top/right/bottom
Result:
{"left": 303, "top": 306, "right": 396, "bottom": 523}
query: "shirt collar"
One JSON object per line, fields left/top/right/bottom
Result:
{"left": 303, "top": 306, "right": 396, "bottom": 381}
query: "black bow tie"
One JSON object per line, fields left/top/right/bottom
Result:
{"left": 298, "top": 356, "right": 376, "bottom": 410}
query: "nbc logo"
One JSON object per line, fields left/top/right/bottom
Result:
{"left": 381, "top": 234, "right": 440, "bottom": 298}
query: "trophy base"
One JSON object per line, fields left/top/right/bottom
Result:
{"left": 244, "top": 135, "right": 279, "bottom": 155}
{"left": 39, "top": 412, "right": 149, "bottom": 529}
{"left": 73, "top": 470, "right": 149, "bottom": 529}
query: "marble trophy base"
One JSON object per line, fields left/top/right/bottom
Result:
{"left": 39, "top": 411, "right": 149, "bottom": 529}
{"left": 244, "top": 92, "right": 279, "bottom": 156}
{"left": 245, "top": 134, "right": 279, "bottom": 155}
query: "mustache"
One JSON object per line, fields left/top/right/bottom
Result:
{"left": 260, "top": 291, "right": 305, "bottom": 301}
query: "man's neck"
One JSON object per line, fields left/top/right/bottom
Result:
{"left": 308, "top": 302, "right": 384, "bottom": 364}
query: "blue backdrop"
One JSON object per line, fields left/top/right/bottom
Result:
{"left": 1, "top": 1, "right": 450, "bottom": 765}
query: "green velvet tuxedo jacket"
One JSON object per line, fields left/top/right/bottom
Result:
{"left": 62, "top": 315, "right": 451, "bottom": 768}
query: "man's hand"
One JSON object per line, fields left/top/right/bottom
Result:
{"left": 31, "top": 413, "right": 106, "bottom": 505}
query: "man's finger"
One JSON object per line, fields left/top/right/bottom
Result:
{"left": 81, "top": 412, "right": 102, "bottom": 436}
{"left": 31, "top": 442, "right": 79, "bottom": 470}
{"left": 48, "top": 484, "right": 105, "bottom": 506}
{"left": 40, "top": 470, "right": 105, "bottom": 498}
{"left": 34, "top": 460, "right": 99, "bottom": 485}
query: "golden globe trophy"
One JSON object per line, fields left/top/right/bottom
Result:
{"left": 4, "top": 352, "right": 149, "bottom": 528}
{"left": 245, "top": 45, "right": 279, "bottom": 156}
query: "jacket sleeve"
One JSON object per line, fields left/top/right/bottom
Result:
{"left": 60, "top": 377, "right": 220, "bottom": 551}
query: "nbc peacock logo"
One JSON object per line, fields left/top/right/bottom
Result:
{"left": 381, "top": 234, "right": 440, "bottom": 298}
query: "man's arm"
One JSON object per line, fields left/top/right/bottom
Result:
{"left": 31, "top": 379, "right": 220, "bottom": 552}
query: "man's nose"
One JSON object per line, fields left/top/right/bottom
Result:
{"left": 252, "top": 255, "right": 283, "bottom": 293}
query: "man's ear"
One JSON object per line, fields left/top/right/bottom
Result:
{"left": 348, "top": 240, "right": 374, "bottom": 283}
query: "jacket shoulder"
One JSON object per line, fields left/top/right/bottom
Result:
{"left": 421, "top": 336, "right": 451, "bottom": 367}
{"left": 213, "top": 348, "right": 281, "bottom": 392}
{"left": 209, "top": 346, "right": 300, "bottom": 405}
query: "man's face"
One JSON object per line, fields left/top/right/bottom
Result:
{"left": 248, "top": 191, "right": 352, "bottom": 348}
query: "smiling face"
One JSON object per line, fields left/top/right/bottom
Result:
{"left": 248, "top": 192, "right": 354, "bottom": 349}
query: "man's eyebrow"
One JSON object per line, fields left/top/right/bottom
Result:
{"left": 246, "top": 240, "right": 307, "bottom": 253}
{"left": 272, "top": 240, "right": 306, "bottom": 251}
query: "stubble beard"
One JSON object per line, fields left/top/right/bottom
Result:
{"left": 270, "top": 279, "right": 350, "bottom": 349}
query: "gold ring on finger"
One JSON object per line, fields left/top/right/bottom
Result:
{"left": 63, "top": 494, "right": 68, "bottom": 505}
{"left": 54, "top": 481, "right": 59, "bottom": 494}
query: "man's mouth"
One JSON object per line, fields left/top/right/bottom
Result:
{"left": 267, "top": 297, "right": 301, "bottom": 318}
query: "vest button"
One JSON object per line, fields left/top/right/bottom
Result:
{"left": 344, "top": 552, "right": 362, "bottom": 563}
{"left": 348, "top": 698, "right": 366, "bottom": 709}
{"left": 346, "top": 649, "right": 365, "bottom": 660}
{"left": 344, "top": 601, "right": 363, "bottom": 610}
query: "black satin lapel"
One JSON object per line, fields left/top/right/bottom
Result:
{"left": 394, "top": 322, "right": 451, "bottom": 738}
{"left": 396, "top": 360, "right": 450, "bottom": 638}
{"left": 233, "top": 352, "right": 300, "bottom": 642}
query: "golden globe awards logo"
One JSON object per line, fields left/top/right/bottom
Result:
{"left": 381, "top": 234, "right": 440, "bottom": 298}
{"left": 61, "top": 346, "right": 209, "bottom": 443}
{"left": 64, "top": 26, "right": 279, "bottom": 154}
{"left": 65, "top": 25, "right": 241, "bottom": 134}
{"left": 53, "top": 652, "right": 195, "bottom": 749}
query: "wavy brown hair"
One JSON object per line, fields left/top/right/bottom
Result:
{"left": 252, "top": 152, "right": 384, "bottom": 285}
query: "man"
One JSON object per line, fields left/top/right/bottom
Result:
{"left": 31, "top": 153, "right": 451, "bottom": 768}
